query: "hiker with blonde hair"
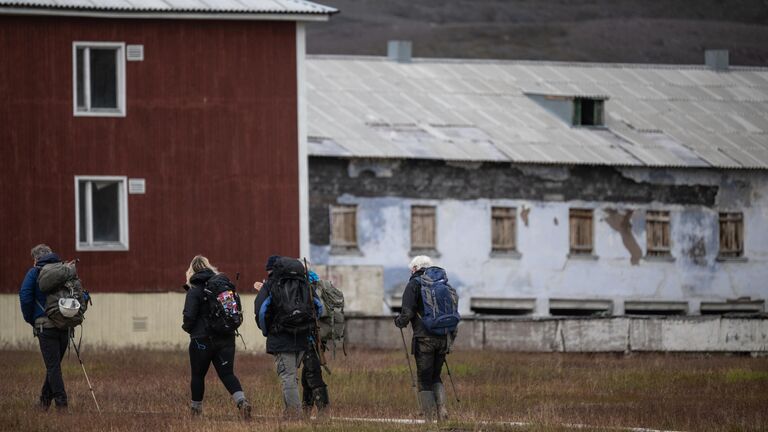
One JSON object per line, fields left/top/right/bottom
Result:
{"left": 182, "top": 255, "right": 251, "bottom": 419}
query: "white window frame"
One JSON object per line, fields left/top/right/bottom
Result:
{"left": 72, "top": 41, "right": 126, "bottom": 117}
{"left": 75, "top": 175, "right": 130, "bottom": 251}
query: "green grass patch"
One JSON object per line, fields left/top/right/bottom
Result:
{"left": 724, "top": 368, "right": 768, "bottom": 383}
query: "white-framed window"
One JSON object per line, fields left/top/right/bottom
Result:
{"left": 73, "top": 42, "right": 126, "bottom": 117}
{"left": 75, "top": 176, "right": 129, "bottom": 251}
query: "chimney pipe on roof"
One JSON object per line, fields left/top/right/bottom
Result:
{"left": 387, "top": 40, "right": 412, "bottom": 63}
{"left": 705, "top": 49, "right": 729, "bottom": 71}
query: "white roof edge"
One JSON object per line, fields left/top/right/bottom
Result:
{"left": 306, "top": 54, "right": 768, "bottom": 71}
{"left": 0, "top": 7, "right": 335, "bottom": 21}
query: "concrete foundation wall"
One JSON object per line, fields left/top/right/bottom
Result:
{"left": 0, "top": 293, "right": 267, "bottom": 351}
{"left": 344, "top": 316, "right": 768, "bottom": 353}
{"left": 313, "top": 265, "right": 385, "bottom": 314}
{"left": 4, "top": 295, "right": 766, "bottom": 353}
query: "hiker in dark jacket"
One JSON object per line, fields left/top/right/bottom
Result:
{"left": 394, "top": 255, "right": 456, "bottom": 421}
{"left": 182, "top": 255, "right": 251, "bottom": 419}
{"left": 254, "top": 256, "right": 323, "bottom": 419}
{"left": 19, "top": 244, "right": 70, "bottom": 411}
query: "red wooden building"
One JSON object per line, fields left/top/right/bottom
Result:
{"left": 0, "top": 0, "right": 336, "bottom": 293}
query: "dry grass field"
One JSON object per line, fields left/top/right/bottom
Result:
{"left": 1, "top": 348, "right": 767, "bottom": 431}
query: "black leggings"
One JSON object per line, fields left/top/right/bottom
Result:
{"left": 189, "top": 335, "right": 242, "bottom": 402}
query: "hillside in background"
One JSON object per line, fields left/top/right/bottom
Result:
{"left": 306, "top": 0, "right": 768, "bottom": 66}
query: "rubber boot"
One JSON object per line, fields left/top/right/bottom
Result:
{"left": 433, "top": 382, "right": 449, "bottom": 421}
{"left": 312, "top": 386, "right": 330, "bottom": 418}
{"left": 418, "top": 391, "right": 437, "bottom": 422}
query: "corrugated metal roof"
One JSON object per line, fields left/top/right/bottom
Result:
{"left": 307, "top": 56, "right": 768, "bottom": 169}
{"left": 0, "top": 0, "right": 336, "bottom": 15}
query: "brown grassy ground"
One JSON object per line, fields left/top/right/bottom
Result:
{"left": 1, "top": 348, "right": 767, "bottom": 431}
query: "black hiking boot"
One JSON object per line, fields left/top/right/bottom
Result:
{"left": 237, "top": 399, "right": 252, "bottom": 420}
{"left": 312, "top": 387, "right": 330, "bottom": 418}
{"left": 302, "top": 388, "right": 314, "bottom": 417}
{"left": 37, "top": 395, "right": 52, "bottom": 412}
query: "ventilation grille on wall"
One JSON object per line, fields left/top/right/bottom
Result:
{"left": 128, "top": 178, "right": 145, "bottom": 194}
{"left": 126, "top": 45, "right": 144, "bottom": 61}
{"left": 132, "top": 317, "right": 148, "bottom": 332}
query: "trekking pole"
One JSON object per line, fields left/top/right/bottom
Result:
{"left": 443, "top": 357, "right": 460, "bottom": 403}
{"left": 69, "top": 334, "right": 101, "bottom": 414}
{"left": 399, "top": 328, "right": 421, "bottom": 410}
{"left": 233, "top": 272, "right": 247, "bottom": 350}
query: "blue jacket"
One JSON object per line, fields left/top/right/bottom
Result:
{"left": 255, "top": 272, "right": 323, "bottom": 354}
{"left": 19, "top": 253, "right": 61, "bottom": 325}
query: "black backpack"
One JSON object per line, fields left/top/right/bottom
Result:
{"left": 269, "top": 258, "right": 315, "bottom": 335}
{"left": 203, "top": 273, "right": 243, "bottom": 335}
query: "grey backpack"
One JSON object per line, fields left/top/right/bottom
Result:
{"left": 315, "top": 279, "right": 346, "bottom": 357}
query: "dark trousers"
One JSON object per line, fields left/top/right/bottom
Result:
{"left": 301, "top": 347, "right": 327, "bottom": 406}
{"left": 189, "top": 335, "right": 243, "bottom": 402}
{"left": 38, "top": 327, "right": 70, "bottom": 407}
{"left": 414, "top": 337, "right": 447, "bottom": 392}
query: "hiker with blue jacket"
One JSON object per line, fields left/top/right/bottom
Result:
{"left": 19, "top": 244, "right": 78, "bottom": 411}
{"left": 254, "top": 256, "right": 323, "bottom": 419}
{"left": 394, "top": 255, "right": 460, "bottom": 421}
{"left": 182, "top": 255, "right": 251, "bottom": 419}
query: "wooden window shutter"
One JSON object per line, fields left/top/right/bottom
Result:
{"left": 719, "top": 212, "right": 744, "bottom": 258}
{"left": 569, "top": 209, "right": 593, "bottom": 254}
{"left": 646, "top": 210, "right": 671, "bottom": 256}
{"left": 492, "top": 207, "right": 516, "bottom": 252}
{"left": 330, "top": 205, "right": 357, "bottom": 248}
{"left": 411, "top": 205, "right": 436, "bottom": 250}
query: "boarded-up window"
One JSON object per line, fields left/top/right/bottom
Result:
{"left": 569, "top": 209, "right": 593, "bottom": 255}
{"left": 330, "top": 205, "right": 357, "bottom": 248}
{"left": 492, "top": 207, "right": 516, "bottom": 252}
{"left": 646, "top": 210, "right": 671, "bottom": 257}
{"left": 719, "top": 212, "right": 744, "bottom": 258}
{"left": 411, "top": 205, "right": 436, "bottom": 250}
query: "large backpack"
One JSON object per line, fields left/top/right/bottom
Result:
{"left": 269, "top": 257, "right": 315, "bottom": 335}
{"left": 203, "top": 273, "right": 243, "bottom": 335}
{"left": 37, "top": 261, "right": 90, "bottom": 329}
{"left": 315, "top": 279, "right": 346, "bottom": 356}
{"left": 418, "top": 266, "right": 460, "bottom": 336}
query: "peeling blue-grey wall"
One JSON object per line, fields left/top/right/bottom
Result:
{"left": 309, "top": 158, "right": 768, "bottom": 316}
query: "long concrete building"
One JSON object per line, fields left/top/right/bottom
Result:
{"left": 307, "top": 45, "right": 768, "bottom": 320}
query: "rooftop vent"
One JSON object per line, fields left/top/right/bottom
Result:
{"left": 387, "top": 40, "right": 412, "bottom": 63}
{"left": 705, "top": 49, "right": 729, "bottom": 71}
